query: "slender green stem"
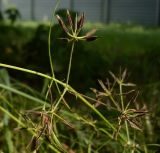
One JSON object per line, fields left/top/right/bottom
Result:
{"left": 53, "top": 89, "right": 67, "bottom": 112}
{"left": 0, "top": 106, "right": 25, "bottom": 127}
{"left": 119, "top": 83, "right": 124, "bottom": 111}
{"left": 47, "top": 0, "right": 61, "bottom": 99}
{"left": 119, "top": 82, "right": 130, "bottom": 143}
{"left": 109, "top": 95, "right": 121, "bottom": 111}
{"left": 0, "top": 95, "right": 19, "bottom": 115}
{"left": 125, "top": 121, "right": 130, "bottom": 143}
{"left": 99, "top": 128, "right": 113, "bottom": 139}
{"left": 46, "top": 0, "right": 70, "bottom": 111}
{"left": 74, "top": 90, "right": 115, "bottom": 130}
{"left": 143, "top": 144, "right": 148, "bottom": 153}
{"left": 52, "top": 42, "right": 75, "bottom": 111}
{"left": 48, "top": 0, "right": 59, "bottom": 76}
{"left": 66, "top": 42, "right": 75, "bottom": 85}
{"left": 50, "top": 89, "right": 67, "bottom": 132}
{"left": 51, "top": 130, "right": 67, "bottom": 153}
{"left": 0, "top": 84, "right": 48, "bottom": 106}
{"left": 0, "top": 63, "right": 66, "bottom": 87}
{"left": 88, "top": 144, "right": 91, "bottom": 153}
{"left": 147, "top": 144, "right": 160, "bottom": 147}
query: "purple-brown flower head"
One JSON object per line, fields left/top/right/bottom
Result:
{"left": 56, "top": 10, "right": 98, "bottom": 42}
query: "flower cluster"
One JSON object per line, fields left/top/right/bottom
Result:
{"left": 56, "top": 10, "right": 98, "bottom": 42}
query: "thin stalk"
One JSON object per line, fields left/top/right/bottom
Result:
{"left": 88, "top": 144, "right": 91, "bottom": 153}
{"left": 119, "top": 83, "right": 124, "bottom": 111}
{"left": 66, "top": 42, "right": 75, "bottom": 85}
{"left": 74, "top": 90, "right": 115, "bottom": 130}
{"left": 46, "top": 0, "right": 61, "bottom": 100}
{"left": 125, "top": 121, "right": 130, "bottom": 143}
{"left": 0, "top": 95, "right": 20, "bottom": 115}
{"left": 46, "top": 1, "right": 70, "bottom": 110}
{"left": 52, "top": 42, "right": 75, "bottom": 111}
{"left": 0, "top": 84, "right": 47, "bottom": 106}
{"left": 109, "top": 95, "right": 121, "bottom": 111}
{"left": 0, "top": 63, "right": 66, "bottom": 87}
{"left": 0, "top": 106, "right": 25, "bottom": 127}
{"left": 48, "top": 0, "right": 59, "bottom": 76}
{"left": 53, "top": 88, "right": 67, "bottom": 112}
{"left": 50, "top": 89, "right": 67, "bottom": 138}
{"left": 146, "top": 144, "right": 160, "bottom": 147}
{"left": 144, "top": 144, "right": 148, "bottom": 153}
{"left": 51, "top": 130, "right": 67, "bottom": 153}
{"left": 119, "top": 82, "right": 130, "bottom": 143}
{"left": 99, "top": 128, "right": 113, "bottom": 139}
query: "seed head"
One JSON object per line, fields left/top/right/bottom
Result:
{"left": 56, "top": 10, "right": 98, "bottom": 42}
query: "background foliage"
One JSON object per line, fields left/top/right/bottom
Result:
{"left": 0, "top": 8, "right": 160, "bottom": 152}
{"left": 0, "top": 22, "right": 160, "bottom": 91}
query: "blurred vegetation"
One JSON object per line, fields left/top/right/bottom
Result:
{"left": 0, "top": 22, "right": 160, "bottom": 92}
{"left": 0, "top": 8, "right": 160, "bottom": 152}
{"left": 4, "top": 7, "right": 21, "bottom": 24}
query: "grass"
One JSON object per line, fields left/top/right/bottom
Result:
{"left": 1, "top": 20, "right": 160, "bottom": 91}
{"left": 0, "top": 10, "right": 160, "bottom": 153}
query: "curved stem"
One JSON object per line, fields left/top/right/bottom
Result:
{"left": 0, "top": 63, "right": 65, "bottom": 87}
{"left": 46, "top": 0, "right": 61, "bottom": 100}
{"left": 48, "top": 0, "right": 59, "bottom": 76}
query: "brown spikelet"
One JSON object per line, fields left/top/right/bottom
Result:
{"left": 85, "top": 36, "right": 98, "bottom": 42}
{"left": 77, "top": 12, "right": 85, "bottom": 29}
{"left": 56, "top": 15, "right": 69, "bottom": 33}
{"left": 128, "top": 119, "right": 142, "bottom": 131}
{"left": 67, "top": 10, "right": 73, "bottom": 27}
{"left": 85, "top": 29, "right": 97, "bottom": 37}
